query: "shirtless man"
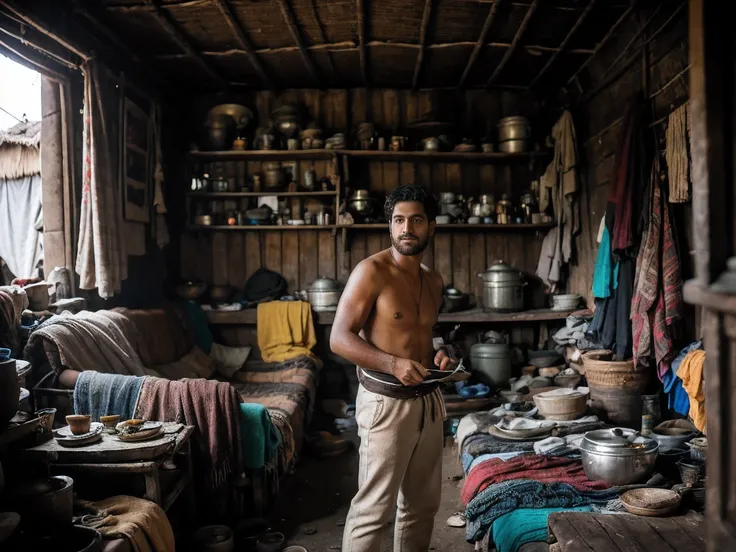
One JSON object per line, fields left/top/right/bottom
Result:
{"left": 330, "top": 184, "right": 457, "bottom": 552}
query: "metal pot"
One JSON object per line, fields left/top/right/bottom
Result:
{"left": 470, "top": 342, "right": 511, "bottom": 388}
{"left": 651, "top": 428, "right": 698, "bottom": 452}
{"left": 497, "top": 116, "right": 531, "bottom": 141}
{"left": 580, "top": 427, "right": 659, "bottom": 486}
{"left": 307, "top": 277, "right": 342, "bottom": 311}
{"left": 498, "top": 139, "right": 528, "bottom": 153}
{"left": 263, "top": 163, "right": 284, "bottom": 191}
{"left": 477, "top": 260, "right": 525, "bottom": 312}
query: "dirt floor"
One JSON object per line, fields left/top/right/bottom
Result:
{"left": 268, "top": 433, "right": 476, "bottom": 551}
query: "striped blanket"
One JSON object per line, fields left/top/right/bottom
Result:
{"left": 230, "top": 355, "right": 320, "bottom": 473}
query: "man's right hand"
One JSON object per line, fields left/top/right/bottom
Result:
{"left": 393, "top": 358, "right": 428, "bottom": 386}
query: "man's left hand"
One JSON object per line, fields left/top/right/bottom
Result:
{"left": 434, "top": 348, "right": 458, "bottom": 371}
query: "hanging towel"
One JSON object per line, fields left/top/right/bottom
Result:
{"left": 257, "top": 300, "right": 320, "bottom": 365}
{"left": 676, "top": 349, "right": 706, "bottom": 433}
{"left": 665, "top": 103, "right": 691, "bottom": 203}
{"left": 0, "top": 174, "right": 43, "bottom": 279}
{"left": 240, "top": 402, "right": 281, "bottom": 469}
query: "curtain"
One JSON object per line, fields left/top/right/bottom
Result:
{"left": 0, "top": 174, "right": 42, "bottom": 278}
{"left": 75, "top": 59, "right": 127, "bottom": 298}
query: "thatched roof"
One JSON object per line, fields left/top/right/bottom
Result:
{"left": 0, "top": 121, "right": 42, "bottom": 148}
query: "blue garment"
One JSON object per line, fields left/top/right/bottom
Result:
{"left": 465, "top": 479, "right": 619, "bottom": 542}
{"left": 239, "top": 402, "right": 281, "bottom": 469}
{"left": 73, "top": 371, "right": 146, "bottom": 422}
{"left": 454, "top": 381, "right": 491, "bottom": 399}
{"left": 491, "top": 506, "right": 593, "bottom": 552}
{"left": 592, "top": 223, "right": 620, "bottom": 298}
{"left": 665, "top": 341, "right": 703, "bottom": 415}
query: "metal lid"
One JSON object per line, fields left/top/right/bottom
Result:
{"left": 310, "top": 277, "right": 342, "bottom": 291}
{"left": 478, "top": 261, "right": 523, "bottom": 283}
{"left": 498, "top": 116, "right": 530, "bottom": 126}
{"left": 581, "top": 428, "right": 658, "bottom": 455}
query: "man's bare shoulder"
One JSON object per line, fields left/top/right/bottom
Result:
{"left": 352, "top": 250, "right": 392, "bottom": 281}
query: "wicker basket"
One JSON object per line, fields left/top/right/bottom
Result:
{"left": 582, "top": 349, "right": 649, "bottom": 389}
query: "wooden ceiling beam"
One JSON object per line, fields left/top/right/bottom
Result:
{"left": 458, "top": 0, "right": 502, "bottom": 88}
{"left": 147, "top": 0, "right": 227, "bottom": 88}
{"left": 0, "top": 16, "right": 80, "bottom": 70}
{"left": 356, "top": 0, "right": 368, "bottom": 85}
{"left": 276, "top": 0, "right": 321, "bottom": 87}
{"left": 486, "top": 0, "right": 539, "bottom": 87}
{"left": 411, "top": 0, "right": 435, "bottom": 91}
{"left": 308, "top": 0, "right": 339, "bottom": 82}
{"left": 0, "top": 30, "right": 70, "bottom": 81}
{"left": 528, "top": 0, "right": 596, "bottom": 89}
{"left": 0, "top": 0, "right": 90, "bottom": 60}
{"left": 566, "top": 2, "right": 636, "bottom": 87}
{"left": 212, "top": 0, "right": 274, "bottom": 89}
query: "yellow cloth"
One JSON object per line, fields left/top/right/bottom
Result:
{"left": 78, "top": 495, "right": 175, "bottom": 552}
{"left": 257, "top": 300, "right": 320, "bottom": 365}
{"left": 677, "top": 349, "right": 706, "bottom": 433}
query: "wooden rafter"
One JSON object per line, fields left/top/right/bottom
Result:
{"left": 356, "top": 0, "right": 368, "bottom": 85}
{"left": 72, "top": 6, "right": 144, "bottom": 66}
{"left": 147, "top": 0, "right": 226, "bottom": 87}
{"left": 458, "top": 0, "right": 502, "bottom": 88}
{"left": 0, "top": 0, "right": 90, "bottom": 60}
{"left": 276, "top": 0, "right": 321, "bottom": 86}
{"left": 528, "top": 0, "right": 596, "bottom": 88}
{"left": 566, "top": 3, "right": 635, "bottom": 87}
{"left": 0, "top": 16, "right": 80, "bottom": 70}
{"left": 308, "top": 0, "right": 339, "bottom": 81}
{"left": 0, "top": 30, "right": 69, "bottom": 81}
{"left": 486, "top": 0, "right": 539, "bottom": 87}
{"left": 212, "top": 0, "right": 273, "bottom": 89}
{"left": 153, "top": 41, "right": 594, "bottom": 60}
{"left": 411, "top": 0, "right": 435, "bottom": 91}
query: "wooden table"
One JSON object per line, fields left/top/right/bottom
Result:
{"left": 547, "top": 511, "right": 706, "bottom": 551}
{"left": 17, "top": 422, "right": 195, "bottom": 513}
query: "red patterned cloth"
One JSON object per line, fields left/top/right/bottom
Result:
{"left": 632, "top": 158, "right": 683, "bottom": 380}
{"left": 460, "top": 454, "right": 609, "bottom": 505}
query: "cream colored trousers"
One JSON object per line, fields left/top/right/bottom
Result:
{"left": 342, "top": 385, "right": 445, "bottom": 552}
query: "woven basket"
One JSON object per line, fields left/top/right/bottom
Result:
{"left": 582, "top": 349, "right": 649, "bottom": 389}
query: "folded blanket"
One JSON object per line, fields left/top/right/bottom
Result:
{"left": 240, "top": 402, "right": 281, "bottom": 469}
{"left": 465, "top": 480, "right": 619, "bottom": 542}
{"left": 135, "top": 377, "right": 244, "bottom": 489}
{"left": 461, "top": 454, "right": 609, "bottom": 505}
{"left": 25, "top": 310, "right": 150, "bottom": 376}
{"left": 491, "top": 506, "right": 593, "bottom": 552}
{"left": 73, "top": 371, "right": 146, "bottom": 422}
{"left": 257, "top": 301, "right": 321, "bottom": 365}
{"left": 76, "top": 495, "right": 174, "bottom": 552}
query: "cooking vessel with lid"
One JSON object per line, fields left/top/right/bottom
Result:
{"left": 580, "top": 427, "right": 658, "bottom": 485}
{"left": 477, "top": 260, "right": 525, "bottom": 312}
{"left": 307, "top": 277, "right": 343, "bottom": 311}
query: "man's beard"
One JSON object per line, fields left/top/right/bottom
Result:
{"left": 391, "top": 232, "right": 429, "bottom": 256}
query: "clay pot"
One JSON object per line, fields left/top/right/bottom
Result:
{"left": 10, "top": 475, "right": 74, "bottom": 534}
{"left": 0, "top": 358, "right": 19, "bottom": 429}
{"left": 100, "top": 415, "right": 120, "bottom": 433}
{"left": 65, "top": 415, "right": 91, "bottom": 435}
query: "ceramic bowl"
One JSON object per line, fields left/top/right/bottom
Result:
{"left": 65, "top": 415, "right": 91, "bottom": 435}
{"left": 100, "top": 415, "right": 121, "bottom": 433}
{"left": 257, "top": 531, "right": 285, "bottom": 552}
{"left": 36, "top": 408, "right": 57, "bottom": 433}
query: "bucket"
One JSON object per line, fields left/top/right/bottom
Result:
{"left": 470, "top": 342, "right": 511, "bottom": 388}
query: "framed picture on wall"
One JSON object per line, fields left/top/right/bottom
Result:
{"left": 123, "top": 98, "right": 151, "bottom": 223}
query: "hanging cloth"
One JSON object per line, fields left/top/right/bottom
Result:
{"left": 665, "top": 103, "right": 691, "bottom": 203}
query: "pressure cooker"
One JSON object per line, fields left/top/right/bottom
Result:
{"left": 477, "top": 260, "right": 525, "bottom": 312}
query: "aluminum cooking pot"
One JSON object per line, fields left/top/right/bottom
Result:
{"left": 497, "top": 116, "right": 531, "bottom": 141}
{"left": 477, "top": 260, "right": 525, "bottom": 312}
{"left": 580, "top": 427, "right": 658, "bottom": 486}
{"left": 307, "top": 277, "right": 343, "bottom": 311}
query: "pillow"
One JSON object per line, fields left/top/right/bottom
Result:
{"left": 210, "top": 342, "right": 251, "bottom": 379}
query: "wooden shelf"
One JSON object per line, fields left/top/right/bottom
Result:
{"left": 189, "top": 150, "right": 337, "bottom": 161}
{"left": 188, "top": 149, "right": 547, "bottom": 163}
{"left": 205, "top": 307, "right": 586, "bottom": 325}
{"left": 344, "top": 223, "right": 554, "bottom": 230}
{"left": 187, "top": 224, "right": 337, "bottom": 231}
{"left": 187, "top": 191, "right": 338, "bottom": 198}
{"left": 338, "top": 149, "right": 548, "bottom": 162}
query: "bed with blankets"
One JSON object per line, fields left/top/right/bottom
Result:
{"left": 454, "top": 406, "right": 668, "bottom": 552}
{"left": 24, "top": 301, "right": 321, "bottom": 515}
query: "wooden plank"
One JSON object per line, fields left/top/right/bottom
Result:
{"left": 486, "top": 234, "right": 508, "bottom": 268}
{"left": 371, "top": 89, "right": 385, "bottom": 131}
{"left": 337, "top": 232, "right": 351, "bottom": 284}
{"left": 469, "top": 232, "right": 486, "bottom": 301}
{"left": 331, "top": 90, "right": 348, "bottom": 133}
{"left": 350, "top": 88, "right": 368, "bottom": 127}
{"left": 227, "top": 233, "right": 246, "bottom": 289}
{"left": 506, "top": 234, "right": 526, "bottom": 273}
{"left": 383, "top": 89, "right": 400, "bottom": 134}
{"left": 547, "top": 513, "right": 596, "bottom": 552}
{"left": 422, "top": 237, "right": 435, "bottom": 270}
{"left": 434, "top": 233, "right": 452, "bottom": 287}
{"left": 318, "top": 231, "right": 336, "bottom": 280}
{"left": 281, "top": 231, "right": 299, "bottom": 292}
{"left": 451, "top": 232, "right": 470, "bottom": 294}
{"left": 299, "top": 231, "right": 319, "bottom": 288}
{"left": 211, "top": 232, "right": 228, "bottom": 286}
{"left": 382, "top": 162, "right": 400, "bottom": 196}
{"left": 264, "top": 232, "right": 281, "bottom": 274}
{"left": 350, "top": 234, "right": 367, "bottom": 271}
{"left": 644, "top": 518, "right": 696, "bottom": 551}
{"left": 400, "top": 162, "right": 416, "bottom": 186}
{"left": 366, "top": 233, "right": 383, "bottom": 257}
